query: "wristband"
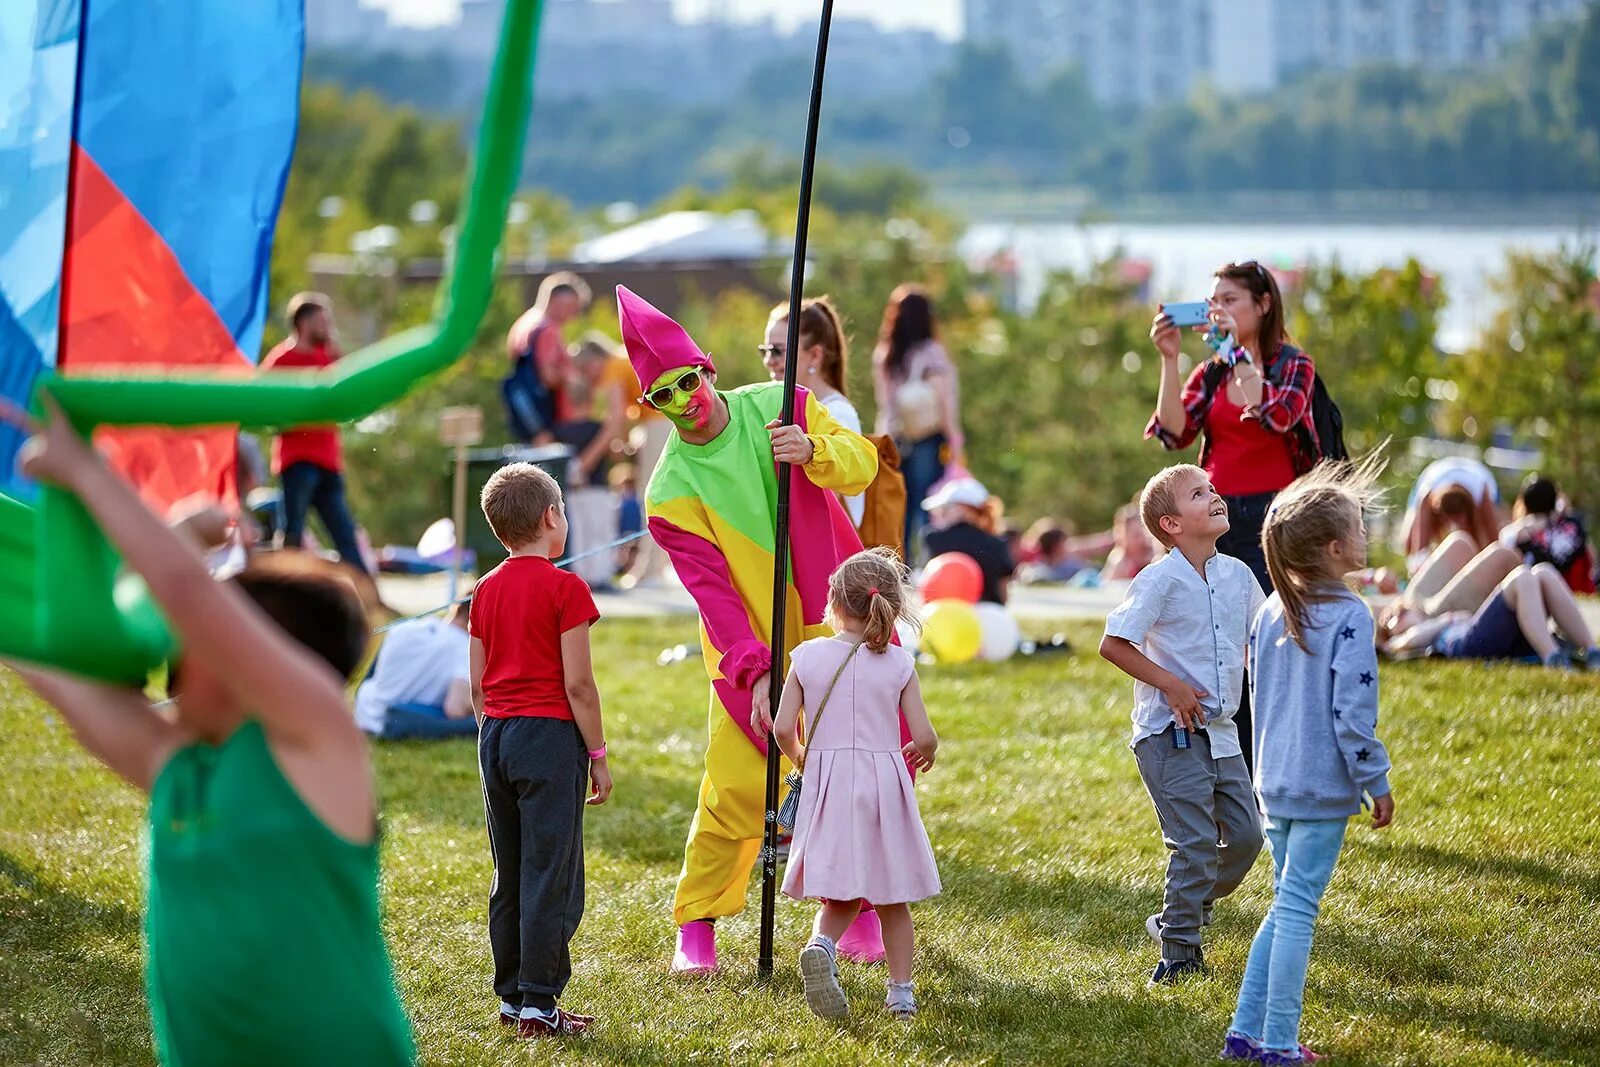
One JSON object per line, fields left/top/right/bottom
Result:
{"left": 587, "top": 744, "right": 607, "bottom": 761}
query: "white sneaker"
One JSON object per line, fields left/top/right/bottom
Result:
{"left": 799, "top": 940, "right": 848, "bottom": 1020}
{"left": 1147, "top": 909, "right": 1214, "bottom": 944}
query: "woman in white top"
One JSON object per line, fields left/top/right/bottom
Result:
{"left": 1400, "top": 455, "right": 1502, "bottom": 571}
{"left": 762, "top": 297, "right": 866, "bottom": 527}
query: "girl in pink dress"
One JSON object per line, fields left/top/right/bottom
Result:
{"left": 773, "top": 548, "right": 941, "bottom": 1021}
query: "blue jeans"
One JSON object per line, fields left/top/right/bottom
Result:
{"left": 1229, "top": 816, "right": 1349, "bottom": 1052}
{"left": 381, "top": 703, "right": 478, "bottom": 740}
{"left": 279, "top": 462, "right": 368, "bottom": 574}
{"left": 898, "top": 433, "right": 946, "bottom": 559}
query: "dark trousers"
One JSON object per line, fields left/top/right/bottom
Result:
{"left": 479, "top": 716, "right": 587, "bottom": 1010}
{"left": 898, "top": 433, "right": 947, "bottom": 560}
{"left": 1219, "top": 490, "right": 1276, "bottom": 776}
{"left": 279, "top": 461, "right": 367, "bottom": 574}
{"left": 380, "top": 703, "right": 478, "bottom": 741}
{"left": 1218, "top": 491, "right": 1275, "bottom": 593}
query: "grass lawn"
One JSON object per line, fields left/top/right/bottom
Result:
{"left": 3, "top": 618, "right": 1600, "bottom": 1065}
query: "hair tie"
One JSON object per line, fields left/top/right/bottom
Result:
{"left": 868, "top": 587, "right": 881, "bottom": 597}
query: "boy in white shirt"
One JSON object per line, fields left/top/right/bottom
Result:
{"left": 1100, "top": 464, "right": 1266, "bottom": 985}
{"left": 355, "top": 597, "right": 475, "bottom": 739}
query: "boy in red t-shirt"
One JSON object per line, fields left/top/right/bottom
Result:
{"left": 469, "top": 462, "right": 612, "bottom": 1039}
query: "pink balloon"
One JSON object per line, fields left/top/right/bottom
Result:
{"left": 920, "top": 552, "right": 982, "bottom": 604}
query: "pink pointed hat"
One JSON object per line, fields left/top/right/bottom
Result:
{"left": 616, "top": 285, "right": 715, "bottom": 392}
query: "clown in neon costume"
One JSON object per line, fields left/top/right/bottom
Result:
{"left": 616, "top": 286, "right": 887, "bottom": 974}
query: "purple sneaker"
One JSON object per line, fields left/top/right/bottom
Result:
{"left": 1219, "top": 1031, "right": 1260, "bottom": 1061}
{"left": 1257, "top": 1050, "right": 1304, "bottom": 1066}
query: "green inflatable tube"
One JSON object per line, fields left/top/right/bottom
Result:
{"left": 0, "top": 0, "right": 545, "bottom": 682}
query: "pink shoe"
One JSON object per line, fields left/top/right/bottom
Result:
{"left": 836, "top": 910, "right": 886, "bottom": 964}
{"left": 671, "top": 921, "right": 718, "bottom": 975}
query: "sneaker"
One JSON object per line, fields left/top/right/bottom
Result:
{"left": 885, "top": 980, "right": 917, "bottom": 1020}
{"left": 1148, "top": 955, "right": 1208, "bottom": 986}
{"left": 1146, "top": 910, "right": 1214, "bottom": 944}
{"left": 799, "top": 940, "right": 849, "bottom": 1020}
{"left": 517, "top": 1007, "right": 592, "bottom": 1038}
{"left": 498, "top": 1009, "right": 518, "bottom": 1028}
{"left": 1581, "top": 646, "right": 1600, "bottom": 672}
{"left": 1219, "top": 1031, "right": 1260, "bottom": 1061}
{"left": 1257, "top": 1050, "right": 1303, "bottom": 1066}
{"left": 1544, "top": 648, "right": 1574, "bottom": 670}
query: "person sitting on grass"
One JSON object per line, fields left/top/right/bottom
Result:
{"left": 1100, "top": 463, "right": 1265, "bottom": 987}
{"left": 1379, "top": 562, "right": 1600, "bottom": 670}
{"left": 1, "top": 396, "right": 416, "bottom": 1066}
{"left": 1499, "top": 475, "right": 1596, "bottom": 595}
{"left": 922, "top": 477, "right": 1015, "bottom": 605}
{"left": 354, "top": 595, "right": 477, "bottom": 740}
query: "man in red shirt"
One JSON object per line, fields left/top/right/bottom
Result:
{"left": 260, "top": 293, "right": 369, "bottom": 575}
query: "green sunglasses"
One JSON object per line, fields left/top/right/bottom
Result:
{"left": 642, "top": 368, "right": 705, "bottom": 409}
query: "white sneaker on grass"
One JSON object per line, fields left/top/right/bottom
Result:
{"left": 799, "top": 939, "right": 848, "bottom": 1020}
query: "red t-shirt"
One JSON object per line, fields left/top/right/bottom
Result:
{"left": 1205, "top": 386, "right": 1298, "bottom": 497}
{"left": 471, "top": 556, "right": 600, "bottom": 720}
{"left": 260, "top": 341, "right": 343, "bottom": 474}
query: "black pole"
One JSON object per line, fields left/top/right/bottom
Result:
{"left": 758, "top": 0, "right": 835, "bottom": 980}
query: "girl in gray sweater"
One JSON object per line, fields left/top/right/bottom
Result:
{"left": 1221, "top": 461, "right": 1396, "bottom": 1067}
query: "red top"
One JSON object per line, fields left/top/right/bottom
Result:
{"left": 1205, "top": 385, "right": 1298, "bottom": 497}
{"left": 260, "top": 341, "right": 342, "bottom": 474}
{"left": 471, "top": 556, "right": 600, "bottom": 720}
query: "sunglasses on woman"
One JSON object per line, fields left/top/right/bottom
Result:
{"left": 642, "top": 368, "right": 704, "bottom": 408}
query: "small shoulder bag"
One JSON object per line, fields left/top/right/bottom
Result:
{"left": 774, "top": 638, "right": 863, "bottom": 833}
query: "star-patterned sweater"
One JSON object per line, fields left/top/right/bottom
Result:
{"left": 1250, "top": 589, "right": 1392, "bottom": 820}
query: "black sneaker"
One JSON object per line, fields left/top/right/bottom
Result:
{"left": 1148, "top": 956, "right": 1207, "bottom": 986}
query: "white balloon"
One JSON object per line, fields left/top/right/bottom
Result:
{"left": 973, "top": 602, "right": 1021, "bottom": 662}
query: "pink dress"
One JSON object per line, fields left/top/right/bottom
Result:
{"left": 781, "top": 636, "right": 941, "bottom": 905}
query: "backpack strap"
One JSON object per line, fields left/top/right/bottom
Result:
{"left": 796, "top": 638, "right": 864, "bottom": 771}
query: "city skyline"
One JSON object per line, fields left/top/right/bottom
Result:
{"left": 371, "top": 0, "right": 963, "bottom": 37}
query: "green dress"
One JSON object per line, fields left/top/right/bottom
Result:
{"left": 145, "top": 721, "right": 416, "bottom": 1066}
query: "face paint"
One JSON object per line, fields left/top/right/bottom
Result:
{"left": 648, "top": 366, "right": 716, "bottom": 433}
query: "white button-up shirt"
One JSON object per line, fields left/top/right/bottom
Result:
{"left": 1103, "top": 548, "right": 1266, "bottom": 757}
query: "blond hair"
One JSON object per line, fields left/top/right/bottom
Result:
{"left": 769, "top": 296, "right": 850, "bottom": 395}
{"left": 481, "top": 463, "right": 562, "bottom": 550}
{"left": 827, "top": 547, "right": 919, "bottom": 653}
{"left": 1262, "top": 452, "right": 1387, "bottom": 652}
{"left": 1139, "top": 464, "right": 1207, "bottom": 547}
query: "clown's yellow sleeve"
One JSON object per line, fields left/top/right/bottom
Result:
{"left": 801, "top": 392, "right": 877, "bottom": 495}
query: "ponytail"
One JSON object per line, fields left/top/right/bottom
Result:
{"left": 827, "top": 546, "right": 917, "bottom": 654}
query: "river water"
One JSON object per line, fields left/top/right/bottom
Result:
{"left": 958, "top": 220, "right": 1594, "bottom": 350}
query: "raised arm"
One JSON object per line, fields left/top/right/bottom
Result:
{"left": 7, "top": 397, "right": 360, "bottom": 755}
{"left": 5, "top": 664, "right": 182, "bottom": 792}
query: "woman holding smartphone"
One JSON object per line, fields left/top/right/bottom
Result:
{"left": 1146, "top": 261, "right": 1319, "bottom": 592}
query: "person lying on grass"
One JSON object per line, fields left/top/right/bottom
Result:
{"left": 0, "top": 396, "right": 416, "bottom": 1067}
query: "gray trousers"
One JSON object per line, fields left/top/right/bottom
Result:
{"left": 1133, "top": 726, "right": 1263, "bottom": 961}
{"left": 480, "top": 716, "right": 588, "bottom": 1009}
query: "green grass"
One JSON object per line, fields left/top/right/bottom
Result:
{"left": 4, "top": 620, "right": 1600, "bottom": 1065}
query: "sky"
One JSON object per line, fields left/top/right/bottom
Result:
{"left": 369, "top": 0, "right": 963, "bottom": 38}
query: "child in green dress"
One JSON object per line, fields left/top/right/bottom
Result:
{"left": 3, "top": 396, "right": 415, "bottom": 1066}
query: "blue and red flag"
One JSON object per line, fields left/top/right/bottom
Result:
{"left": 1, "top": 0, "right": 302, "bottom": 510}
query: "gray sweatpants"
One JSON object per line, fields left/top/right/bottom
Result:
{"left": 1133, "top": 725, "right": 1263, "bottom": 961}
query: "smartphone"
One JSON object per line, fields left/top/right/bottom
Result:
{"left": 1163, "top": 301, "right": 1210, "bottom": 328}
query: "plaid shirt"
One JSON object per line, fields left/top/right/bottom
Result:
{"left": 1145, "top": 343, "right": 1320, "bottom": 479}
